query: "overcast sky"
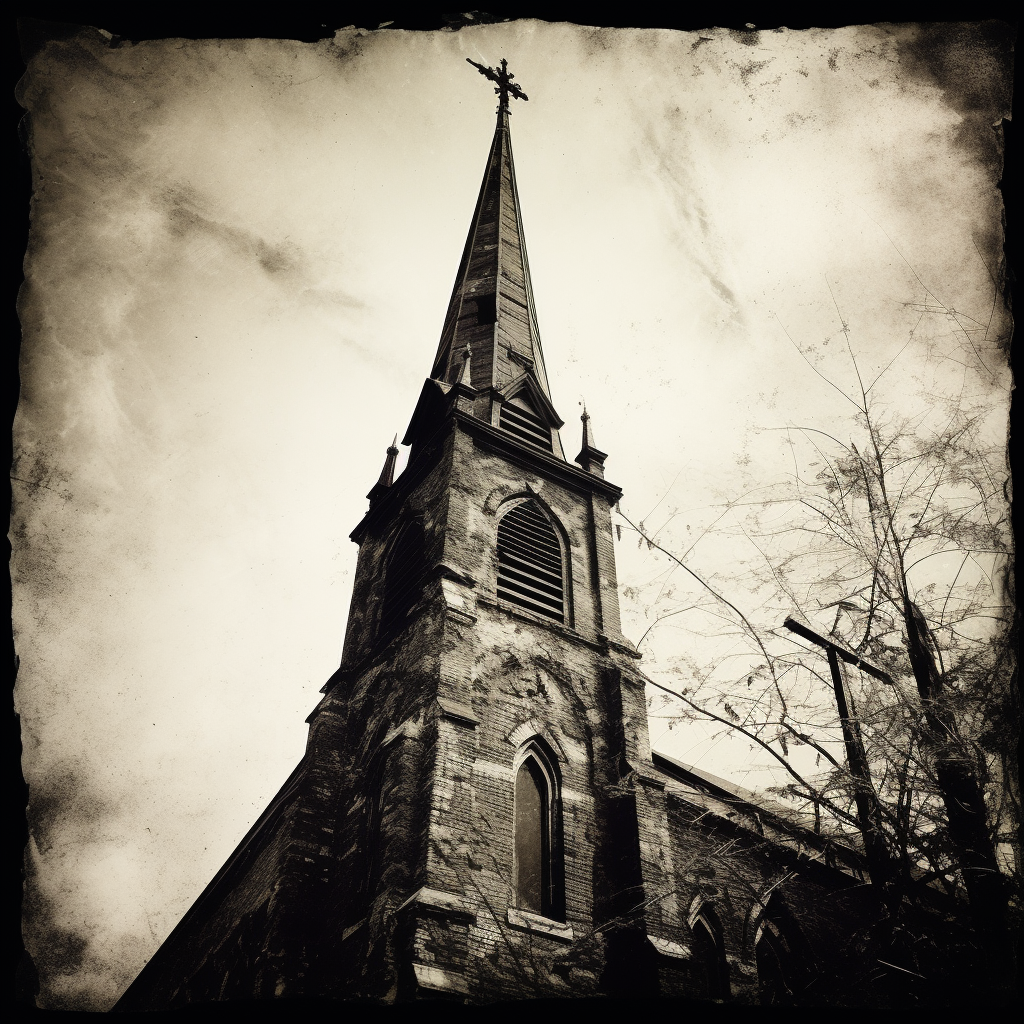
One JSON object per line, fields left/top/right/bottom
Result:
{"left": 14, "top": 18, "right": 1013, "bottom": 1009}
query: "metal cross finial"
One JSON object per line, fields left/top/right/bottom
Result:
{"left": 466, "top": 57, "right": 529, "bottom": 113}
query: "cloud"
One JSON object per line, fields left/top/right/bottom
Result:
{"left": 737, "top": 58, "right": 773, "bottom": 87}
{"left": 13, "top": 20, "right": 1012, "bottom": 1012}
{"left": 22, "top": 758, "right": 135, "bottom": 1010}
{"left": 159, "top": 182, "right": 306, "bottom": 278}
{"left": 894, "top": 21, "right": 1013, "bottom": 272}
{"left": 298, "top": 285, "right": 366, "bottom": 310}
{"left": 27, "top": 758, "right": 115, "bottom": 856}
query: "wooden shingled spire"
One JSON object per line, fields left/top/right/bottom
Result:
{"left": 429, "top": 59, "right": 554, "bottom": 408}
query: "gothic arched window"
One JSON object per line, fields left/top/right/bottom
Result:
{"left": 378, "top": 521, "right": 426, "bottom": 639}
{"left": 362, "top": 756, "right": 388, "bottom": 899}
{"left": 690, "top": 908, "right": 729, "bottom": 1000}
{"left": 496, "top": 501, "right": 565, "bottom": 623}
{"left": 513, "top": 745, "right": 564, "bottom": 920}
{"left": 756, "top": 924, "right": 795, "bottom": 1005}
{"left": 755, "top": 900, "right": 805, "bottom": 1005}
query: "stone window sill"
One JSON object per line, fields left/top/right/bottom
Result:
{"left": 648, "top": 934, "right": 689, "bottom": 959}
{"left": 397, "top": 886, "right": 476, "bottom": 923}
{"left": 476, "top": 594, "right": 611, "bottom": 651}
{"left": 506, "top": 907, "right": 574, "bottom": 942}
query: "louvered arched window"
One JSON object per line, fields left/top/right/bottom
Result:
{"left": 496, "top": 501, "right": 565, "bottom": 623}
{"left": 378, "top": 521, "right": 426, "bottom": 639}
{"left": 513, "top": 744, "right": 564, "bottom": 920}
{"left": 499, "top": 393, "right": 552, "bottom": 451}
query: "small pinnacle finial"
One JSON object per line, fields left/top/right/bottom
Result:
{"left": 574, "top": 403, "right": 608, "bottom": 478}
{"left": 459, "top": 342, "right": 473, "bottom": 385}
{"left": 368, "top": 435, "right": 400, "bottom": 499}
{"left": 581, "top": 406, "right": 597, "bottom": 449}
{"left": 466, "top": 56, "right": 528, "bottom": 114}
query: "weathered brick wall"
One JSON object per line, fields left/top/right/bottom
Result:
{"left": 656, "top": 779, "right": 884, "bottom": 1004}
{"left": 116, "top": 753, "right": 345, "bottom": 1007}
{"left": 117, "top": 409, "right": 917, "bottom": 1010}
{"left": 296, "top": 414, "right": 667, "bottom": 1002}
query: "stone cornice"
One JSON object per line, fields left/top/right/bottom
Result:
{"left": 475, "top": 594, "right": 606, "bottom": 650}
{"left": 599, "top": 633, "right": 643, "bottom": 660}
{"left": 427, "top": 561, "right": 477, "bottom": 588}
{"left": 435, "top": 696, "right": 480, "bottom": 728}
{"left": 506, "top": 907, "right": 574, "bottom": 942}
{"left": 350, "top": 401, "right": 623, "bottom": 548}
{"left": 456, "top": 411, "right": 623, "bottom": 502}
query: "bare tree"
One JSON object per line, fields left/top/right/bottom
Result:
{"left": 617, "top": 276, "right": 1016, "bottom": 1001}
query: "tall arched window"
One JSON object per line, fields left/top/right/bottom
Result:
{"left": 513, "top": 745, "right": 564, "bottom": 920}
{"left": 496, "top": 501, "right": 565, "bottom": 623}
{"left": 756, "top": 923, "right": 795, "bottom": 1005}
{"left": 362, "top": 756, "right": 388, "bottom": 900}
{"left": 378, "top": 521, "right": 426, "bottom": 639}
{"left": 755, "top": 899, "right": 805, "bottom": 1005}
{"left": 690, "top": 908, "right": 728, "bottom": 1000}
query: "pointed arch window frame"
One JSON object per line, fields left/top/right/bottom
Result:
{"left": 511, "top": 739, "right": 566, "bottom": 923}
{"left": 376, "top": 516, "right": 428, "bottom": 643}
{"left": 751, "top": 897, "right": 809, "bottom": 1006}
{"left": 687, "top": 901, "right": 730, "bottom": 1001}
{"left": 494, "top": 496, "right": 573, "bottom": 627}
{"left": 360, "top": 751, "right": 389, "bottom": 904}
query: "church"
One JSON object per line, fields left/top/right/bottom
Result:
{"left": 114, "top": 59, "right": 941, "bottom": 1009}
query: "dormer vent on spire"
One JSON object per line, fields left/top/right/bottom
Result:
{"left": 500, "top": 393, "right": 552, "bottom": 451}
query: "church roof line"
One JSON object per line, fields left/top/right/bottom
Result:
{"left": 651, "top": 750, "right": 868, "bottom": 872}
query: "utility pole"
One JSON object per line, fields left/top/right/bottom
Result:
{"left": 782, "top": 615, "right": 896, "bottom": 891}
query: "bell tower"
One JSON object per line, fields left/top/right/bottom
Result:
{"left": 115, "top": 60, "right": 686, "bottom": 1009}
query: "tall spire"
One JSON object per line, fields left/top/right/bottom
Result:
{"left": 429, "top": 59, "right": 553, "bottom": 404}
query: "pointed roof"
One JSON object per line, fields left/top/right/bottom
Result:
{"left": 366, "top": 436, "right": 399, "bottom": 501}
{"left": 429, "top": 103, "right": 553, "bottom": 403}
{"left": 575, "top": 407, "right": 608, "bottom": 477}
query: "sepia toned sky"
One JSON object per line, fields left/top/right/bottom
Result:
{"left": 14, "top": 17, "right": 1013, "bottom": 1009}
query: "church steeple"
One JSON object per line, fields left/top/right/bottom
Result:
{"left": 429, "top": 60, "right": 555, "bottom": 409}
{"left": 115, "top": 59, "right": 687, "bottom": 1012}
{"left": 114, "top": 57, "right": 914, "bottom": 1013}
